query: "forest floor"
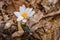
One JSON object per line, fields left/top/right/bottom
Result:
{"left": 0, "top": 0, "right": 60, "bottom": 40}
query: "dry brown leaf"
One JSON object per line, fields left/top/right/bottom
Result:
{"left": 12, "top": 31, "right": 24, "bottom": 38}
{"left": 0, "top": 1, "right": 4, "bottom": 8}
{"left": 4, "top": 20, "right": 14, "bottom": 29}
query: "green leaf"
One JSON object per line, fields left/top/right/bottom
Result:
{"left": 21, "top": 24, "right": 32, "bottom": 33}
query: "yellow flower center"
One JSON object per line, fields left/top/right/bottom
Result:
{"left": 22, "top": 12, "right": 27, "bottom": 18}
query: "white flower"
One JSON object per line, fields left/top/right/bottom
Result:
{"left": 14, "top": 5, "right": 35, "bottom": 23}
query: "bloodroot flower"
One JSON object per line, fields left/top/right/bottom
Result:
{"left": 14, "top": 5, "right": 35, "bottom": 23}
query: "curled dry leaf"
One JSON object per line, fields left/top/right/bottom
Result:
{"left": 48, "top": 0, "right": 58, "bottom": 4}
{"left": 54, "top": 27, "right": 60, "bottom": 40}
{"left": 0, "top": 16, "right": 4, "bottom": 24}
{"left": 3, "top": 15, "right": 9, "bottom": 21}
{"left": 33, "top": 10, "right": 44, "bottom": 22}
{"left": 0, "top": 1, "right": 4, "bottom": 8}
{"left": 31, "top": 22, "right": 43, "bottom": 32}
{"left": 29, "top": 0, "right": 36, "bottom": 5}
{"left": 0, "top": 16, "right": 3, "bottom": 21}
{"left": 26, "top": 10, "right": 44, "bottom": 28}
{"left": 33, "top": 32, "right": 41, "bottom": 39}
{"left": 0, "top": 22, "right": 6, "bottom": 32}
{"left": 44, "top": 22, "right": 52, "bottom": 30}
{"left": 4, "top": 20, "right": 14, "bottom": 29}
{"left": 12, "top": 31, "right": 24, "bottom": 38}
{"left": 12, "top": 0, "right": 23, "bottom": 11}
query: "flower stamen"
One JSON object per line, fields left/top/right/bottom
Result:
{"left": 22, "top": 12, "right": 27, "bottom": 18}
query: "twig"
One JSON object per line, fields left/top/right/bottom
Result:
{"left": 44, "top": 9, "right": 60, "bottom": 17}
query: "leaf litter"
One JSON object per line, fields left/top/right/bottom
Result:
{"left": 0, "top": 0, "right": 60, "bottom": 40}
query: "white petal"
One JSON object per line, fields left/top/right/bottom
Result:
{"left": 22, "top": 5, "right": 26, "bottom": 8}
{"left": 14, "top": 12, "right": 20, "bottom": 17}
{"left": 22, "top": 19, "right": 27, "bottom": 23}
{"left": 17, "top": 16, "right": 24, "bottom": 21}
{"left": 28, "top": 8, "right": 33, "bottom": 13}
{"left": 25, "top": 8, "right": 30, "bottom": 13}
{"left": 26, "top": 8, "right": 33, "bottom": 17}
{"left": 28, "top": 11, "right": 35, "bottom": 17}
{"left": 19, "top": 5, "right": 26, "bottom": 13}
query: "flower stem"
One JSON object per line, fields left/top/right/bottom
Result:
{"left": 17, "top": 21, "right": 23, "bottom": 31}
